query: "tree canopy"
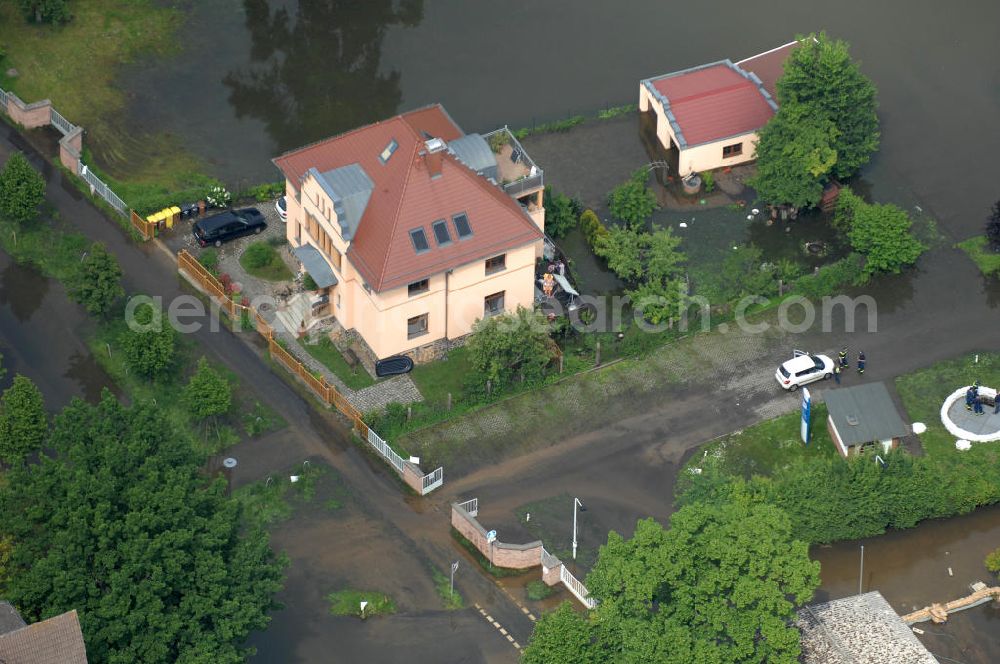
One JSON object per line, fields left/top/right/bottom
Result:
{"left": 748, "top": 106, "right": 838, "bottom": 209}
{"left": 594, "top": 225, "right": 687, "bottom": 325}
{"left": 68, "top": 242, "right": 125, "bottom": 316}
{"left": 522, "top": 601, "right": 594, "bottom": 664}
{"left": 750, "top": 33, "right": 879, "bottom": 208}
{"left": 20, "top": 0, "right": 72, "bottom": 24}
{"left": 0, "top": 393, "right": 285, "bottom": 663}
{"left": 526, "top": 499, "right": 819, "bottom": 664}
{"left": 777, "top": 32, "right": 880, "bottom": 179}
{"left": 608, "top": 169, "right": 658, "bottom": 229}
{"left": 835, "top": 188, "right": 923, "bottom": 280}
{"left": 0, "top": 374, "right": 48, "bottom": 465}
{"left": 184, "top": 357, "right": 232, "bottom": 421}
{"left": 0, "top": 151, "right": 46, "bottom": 226}
{"left": 543, "top": 186, "right": 582, "bottom": 239}
{"left": 120, "top": 300, "right": 177, "bottom": 378}
{"left": 466, "top": 306, "right": 552, "bottom": 392}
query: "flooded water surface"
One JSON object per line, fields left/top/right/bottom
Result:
{"left": 0, "top": 252, "right": 117, "bottom": 408}
{"left": 813, "top": 504, "right": 1000, "bottom": 663}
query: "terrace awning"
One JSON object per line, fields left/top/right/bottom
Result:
{"left": 292, "top": 243, "right": 338, "bottom": 289}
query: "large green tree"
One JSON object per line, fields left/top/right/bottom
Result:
{"left": 528, "top": 498, "right": 820, "bottom": 663}
{"left": 0, "top": 152, "right": 46, "bottom": 226}
{"left": 120, "top": 300, "right": 176, "bottom": 379}
{"left": 68, "top": 242, "right": 125, "bottom": 316}
{"left": 777, "top": 32, "right": 880, "bottom": 179}
{"left": 749, "top": 104, "right": 838, "bottom": 209}
{"left": 0, "top": 393, "right": 285, "bottom": 663}
{"left": 835, "top": 188, "right": 923, "bottom": 280}
{"left": 543, "top": 186, "right": 582, "bottom": 239}
{"left": 467, "top": 306, "right": 552, "bottom": 392}
{"left": 0, "top": 374, "right": 48, "bottom": 465}
{"left": 522, "top": 601, "right": 594, "bottom": 664}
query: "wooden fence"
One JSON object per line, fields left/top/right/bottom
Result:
{"left": 176, "top": 249, "right": 443, "bottom": 492}
{"left": 130, "top": 211, "right": 155, "bottom": 241}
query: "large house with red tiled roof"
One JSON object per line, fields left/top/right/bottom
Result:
{"left": 273, "top": 104, "right": 546, "bottom": 361}
{"left": 639, "top": 40, "right": 800, "bottom": 175}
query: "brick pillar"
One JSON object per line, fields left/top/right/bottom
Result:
{"left": 59, "top": 127, "right": 83, "bottom": 174}
{"left": 542, "top": 563, "right": 562, "bottom": 586}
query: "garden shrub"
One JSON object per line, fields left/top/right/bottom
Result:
{"left": 792, "top": 253, "right": 865, "bottom": 298}
{"left": 579, "top": 209, "right": 609, "bottom": 251}
{"left": 242, "top": 242, "right": 275, "bottom": 270}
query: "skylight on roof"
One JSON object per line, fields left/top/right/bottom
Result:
{"left": 452, "top": 213, "right": 472, "bottom": 239}
{"left": 409, "top": 228, "right": 429, "bottom": 253}
{"left": 379, "top": 139, "right": 399, "bottom": 164}
{"left": 431, "top": 219, "right": 452, "bottom": 246}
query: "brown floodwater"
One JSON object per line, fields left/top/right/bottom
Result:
{"left": 0, "top": 252, "right": 117, "bottom": 408}
{"left": 812, "top": 504, "right": 1000, "bottom": 663}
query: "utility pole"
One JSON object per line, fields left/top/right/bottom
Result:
{"left": 450, "top": 561, "right": 459, "bottom": 596}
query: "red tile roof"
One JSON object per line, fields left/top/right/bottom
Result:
{"left": 273, "top": 105, "right": 542, "bottom": 292}
{"left": 737, "top": 40, "right": 801, "bottom": 99}
{"left": 646, "top": 61, "right": 777, "bottom": 147}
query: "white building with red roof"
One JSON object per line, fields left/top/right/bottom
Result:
{"left": 273, "top": 104, "right": 546, "bottom": 361}
{"left": 639, "top": 40, "right": 800, "bottom": 176}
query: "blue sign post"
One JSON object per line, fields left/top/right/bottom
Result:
{"left": 801, "top": 387, "right": 812, "bottom": 445}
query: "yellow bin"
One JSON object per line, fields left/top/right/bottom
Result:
{"left": 168, "top": 206, "right": 181, "bottom": 228}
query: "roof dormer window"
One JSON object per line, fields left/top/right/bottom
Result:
{"left": 409, "top": 228, "right": 429, "bottom": 254}
{"left": 379, "top": 139, "right": 399, "bottom": 164}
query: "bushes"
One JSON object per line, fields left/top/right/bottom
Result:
{"left": 242, "top": 242, "right": 275, "bottom": 269}
{"left": 0, "top": 152, "right": 46, "bottom": 226}
{"left": 543, "top": 186, "right": 581, "bottom": 238}
{"left": 466, "top": 307, "right": 553, "bottom": 393}
{"left": 700, "top": 170, "right": 715, "bottom": 193}
{"left": 579, "top": 209, "right": 609, "bottom": 250}
{"left": 512, "top": 116, "right": 586, "bottom": 140}
{"left": 239, "top": 182, "right": 284, "bottom": 202}
{"left": 20, "top": 0, "right": 71, "bottom": 24}
{"left": 792, "top": 253, "right": 865, "bottom": 298}
{"left": 198, "top": 248, "right": 219, "bottom": 274}
{"left": 607, "top": 168, "right": 657, "bottom": 229}
{"left": 987, "top": 547, "right": 1000, "bottom": 574}
{"left": 835, "top": 188, "right": 924, "bottom": 280}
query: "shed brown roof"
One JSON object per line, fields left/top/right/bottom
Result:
{"left": 273, "top": 104, "right": 543, "bottom": 292}
{"left": 736, "top": 40, "right": 802, "bottom": 99}
{"left": 0, "top": 609, "right": 88, "bottom": 664}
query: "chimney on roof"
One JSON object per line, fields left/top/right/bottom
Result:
{"left": 422, "top": 138, "right": 446, "bottom": 179}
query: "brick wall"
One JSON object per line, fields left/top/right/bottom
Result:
{"left": 5, "top": 94, "right": 51, "bottom": 129}
{"left": 451, "top": 501, "right": 543, "bottom": 570}
{"left": 59, "top": 126, "right": 83, "bottom": 173}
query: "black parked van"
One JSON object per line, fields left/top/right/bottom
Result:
{"left": 193, "top": 208, "right": 267, "bottom": 247}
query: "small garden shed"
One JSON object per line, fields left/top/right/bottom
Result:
{"left": 825, "top": 382, "right": 908, "bottom": 458}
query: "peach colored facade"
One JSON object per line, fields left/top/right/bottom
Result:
{"left": 284, "top": 173, "right": 544, "bottom": 360}
{"left": 639, "top": 82, "right": 758, "bottom": 175}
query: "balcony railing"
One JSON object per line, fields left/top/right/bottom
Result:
{"left": 483, "top": 126, "right": 544, "bottom": 197}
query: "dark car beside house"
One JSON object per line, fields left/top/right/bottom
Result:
{"left": 193, "top": 208, "right": 266, "bottom": 247}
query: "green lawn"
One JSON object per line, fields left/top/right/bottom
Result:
{"left": 0, "top": 2, "right": 210, "bottom": 193}
{"left": 957, "top": 236, "right": 1000, "bottom": 277}
{"left": 298, "top": 337, "right": 374, "bottom": 390}
{"left": 327, "top": 590, "right": 396, "bottom": 618}
{"left": 410, "top": 346, "right": 472, "bottom": 405}
{"left": 895, "top": 352, "right": 1000, "bottom": 458}
{"left": 690, "top": 403, "right": 838, "bottom": 480}
{"left": 239, "top": 243, "right": 294, "bottom": 282}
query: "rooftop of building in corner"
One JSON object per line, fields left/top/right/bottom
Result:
{"left": 642, "top": 40, "right": 800, "bottom": 148}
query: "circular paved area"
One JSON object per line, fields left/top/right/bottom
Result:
{"left": 941, "top": 387, "right": 1000, "bottom": 443}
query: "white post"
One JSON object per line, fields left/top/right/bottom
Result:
{"left": 859, "top": 545, "right": 865, "bottom": 595}
{"left": 572, "top": 497, "right": 583, "bottom": 560}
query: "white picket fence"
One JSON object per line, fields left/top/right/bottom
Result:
{"left": 367, "top": 428, "right": 405, "bottom": 473}
{"left": 421, "top": 466, "right": 443, "bottom": 494}
{"left": 0, "top": 87, "right": 9, "bottom": 110}
{"left": 78, "top": 161, "right": 128, "bottom": 217}
{"left": 560, "top": 565, "right": 597, "bottom": 609}
{"left": 49, "top": 108, "right": 75, "bottom": 136}
{"left": 456, "top": 498, "right": 478, "bottom": 516}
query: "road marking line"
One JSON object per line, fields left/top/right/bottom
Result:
{"left": 528, "top": 613, "right": 537, "bottom": 621}
{"left": 506, "top": 634, "right": 514, "bottom": 643}
{"left": 521, "top": 607, "right": 529, "bottom": 614}
{"left": 485, "top": 615, "right": 493, "bottom": 622}
{"left": 513, "top": 642, "right": 521, "bottom": 649}
{"left": 499, "top": 628, "right": 507, "bottom": 635}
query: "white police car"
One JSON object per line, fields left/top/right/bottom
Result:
{"left": 775, "top": 352, "right": 835, "bottom": 391}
